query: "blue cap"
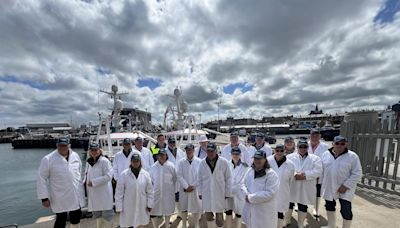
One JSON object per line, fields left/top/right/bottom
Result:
{"left": 310, "top": 128, "right": 321, "bottom": 134}
{"left": 256, "top": 132, "right": 264, "bottom": 138}
{"left": 185, "top": 143, "right": 195, "bottom": 150}
{"left": 123, "top": 138, "right": 132, "bottom": 144}
{"left": 89, "top": 143, "right": 100, "bottom": 150}
{"left": 131, "top": 153, "right": 141, "bottom": 161}
{"left": 135, "top": 137, "right": 143, "bottom": 141}
{"left": 230, "top": 132, "right": 239, "bottom": 137}
{"left": 158, "top": 148, "right": 168, "bottom": 154}
{"left": 284, "top": 136, "right": 294, "bottom": 143}
{"left": 298, "top": 139, "right": 308, "bottom": 146}
{"left": 275, "top": 144, "right": 284, "bottom": 150}
{"left": 253, "top": 150, "right": 266, "bottom": 159}
{"left": 207, "top": 142, "right": 217, "bottom": 151}
{"left": 57, "top": 137, "right": 70, "bottom": 145}
{"left": 231, "top": 146, "right": 241, "bottom": 155}
{"left": 334, "top": 135, "right": 348, "bottom": 142}
{"left": 168, "top": 138, "right": 176, "bottom": 143}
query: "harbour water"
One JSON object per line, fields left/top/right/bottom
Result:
{"left": 0, "top": 143, "right": 87, "bottom": 226}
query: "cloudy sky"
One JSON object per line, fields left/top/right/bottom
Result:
{"left": 1, "top": 0, "right": 400, "bottom": 127}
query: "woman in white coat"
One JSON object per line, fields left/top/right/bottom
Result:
{"left": 84, "top": 143, "right": 114, "bottom": 228}
{"left": 176, "top": 144, "right": 202, "bottom": 228}
{"left": 225, "top": 146, "right": 250, "bottom": 228}
{"left": 150, "top": 148, "right": 177, "bottom": 228}
{"left": 267, "top": 144, "right": 295, "bottom": 228}
{"left": 115, "top": 153, "right": 154, "bottom": 228}
{"left": 241, "top": 149, "right": 280, "bottom": 228}
{"left": 287, "top": 139, "right": 322, "bottom": 228}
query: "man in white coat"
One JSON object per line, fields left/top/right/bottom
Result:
{"left": 37, "top": 137, "right": 85, "bottom": 228}
{"left": 115, "top": 153, "right": 154, "bottom": 228}
{"left": 133, "top": 137, "right": 154, "bottom": 171}
{"left": 287, "top": 139, "right": 323, "bottom": 228}
{"left": 221, "top": 132, "right": 251, "bottom": 166}
{"left": 84, "top": 143, "right": 114, "bottom": 228}
{"left": 284, "top": 136, "right": 296, "bottom": 155}
{"left": 113, "top": 138, "right": 135, "bottom": 183}
{"left": 195, "top": 135, "right": 208, "bottom": 159}
{"left": 177, "top": 144, "right": 202, "bottom": 228}
{"left": 198, "top": 142, "right": 232, "bottom": 228}
{"left": 267, "top": 144, "right": 295, "bottom": 228}
{"left": 248, "top": 132, "right": 273, "bottom": 161}
{"left": 150, "top": 148, "right": 177, "bottom": 228}
{"left": 308, "top": 128, "right": 330, "bottom": 218}
{"left": 241, "top": 150, "right": 280, "bottom": 228}
{"left": 321, "top": 136, "right": 362, "bottom": 228}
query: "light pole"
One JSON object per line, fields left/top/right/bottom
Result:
{"left": 216, "top": 100, "right": 222, "bottom": 132}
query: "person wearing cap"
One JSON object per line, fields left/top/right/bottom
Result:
{"left": 198, "top": 142, "right": 232, "bottom": 228}
{"left": 248, "top": 132, "right": 273, "bottom": 164}
{"left": 176, "top": 144, "right": 202, "bottom": 228}
{"left": 113, "top": 138, "right": 136, "bottom": 183}
{"left": 115, "top": 153, "right": 154, "bottom": 228}
{"left": 133, "top": 137, "right": 154, "bottom": 171}
{"left": 225, "top": 146, "right": 250, "bottom": 228}
{"left": 37, "top": 137, "right": 85, "bottom": 228}
{"left": 267, "top": 144, "right": 295, "bottom": 228}
{"left": 241, "top": 150, "right": 280, "bottom": 228}
{"left": 195, "top": 135, "right": 209, "bottom": 159}
{"left": 308, "top": 128, "right": 330, "bottom": 218}
{"left": 221, "top": 132, "right": 252, "bottom": 166}
{"left": 150, "top": 148, "right": 177, "bottom": 227}
{"left": 150, "top": 134, "right": 167, "bottom": 162}
{"left": 320, "top": 136, "right": 362, "bottom": 228}
{"left": 286, "top": 139, "right": 322, "bottom": 228}
{"left": 284, "top": 136, "right": 296, "bottom": 155}
{"left": 84, "top": 143, "right": 114, "bottom": 228}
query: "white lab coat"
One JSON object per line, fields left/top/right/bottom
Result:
{"left": 84, "top": 156, "right": 113, "bottom": 211}
{"left": 226, "top": 160, "right": 250, "bottom": 215}
{"left": 132, "top": 146, "right": 154, "bottom": 171}
{"left": 221, "top": 143, "right": 252, "bottom": 166}
{"left": 113, "top": 150, "right": 135, "bottom": 181}
{"left": 166, "top": 147, "right": 185, "bottom": 192}
{"left": 115, "top": 168, "right": 154, "bottom": 227}
{"left": 195, "top": 146, "right": 207, "bottom": 159}
{"left": 241, "top": 168, "right": 280, "bottom": 228}
{"left": 321, "top": 149, "right": 362, "bottom": 202}
{"left": 248, "top": 143, "right": 273, "bottom": 163}
{"left": 267, "top": 155, "right": 295, "bottom": 213}
{"left": 198, "top": 155, "right": 232, "bottom": 213}
{"left": 37, "top": 150, "right": 85, "bottom": 213}
{"left": 176, "top": 157, "right": 202, "bottom": 213}
{"left": 150, "top": 161, "right": 177, "bottom": 216}
{"left": 308, "top": 141, "right": 330, "bottom": 184}
{"left": 287, "top": 152, "right": 323, "bottom": 205}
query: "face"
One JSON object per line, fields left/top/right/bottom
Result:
{"left": 57, "top": 144, "right": 69, "bottom": 156}
{"left": 255, "top": 137, "right": 264, "bottom": 145}
{"left": 123, "top": 143, "right": 132, "bottom": 151}
{"left": 310, "top": 133, "right": 321, "bottom": 142}
{"left": 298, "top": 144, "right": 308, "bottom": 155}
{"left": 274, "top": 148, "right": 285, "bottom": 157}
{"left": 89, "top": 148, "right": 101, "bottom": 158}
{"left": 253, "top": 157, "right": 266, "bottom": 169}
{"left": 158, "top": 153, "right": 167, "bottom": 163}
{"left": 285, "top": 141, "right": 295, "bottom": 150}
{"left": 333, "top": 141, "right": 347, "bottom": 152}
{"left": 231, "top": 153, "right": 241, "bottom": 162}
{"left": 206, "top": 149, "right": 216, "bottom": 159}
{"left": 200, "top": 141, "right": 208, "bottom": 148}
{"left": 185, "top": 148, "right": 194, "bottom": 158}
{"left": 131, "top": 160, "right": 141, "bottom": 169}
{"left": 134, "top": 140, "right": 143, "bottom": 149}
{"left": 158, "top": 136, "right": 165, "bottom": 144}
{"left": 168, "top": 141, "right": 176, "bottom": 149}
{"left": 230, "top": 136, "right": 239, "bottom": 145}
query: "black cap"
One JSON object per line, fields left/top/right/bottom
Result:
{"left": 185, "top": 143, "right": 195, "bottom": 150}
{"left": 123, "top": 138, "right": 132, "bottom": 144}
{"left": 334, "top": 135, "right": 348, "bottom": 143}
{"left": 135, "top": 137, "right": 143, "bottom": 141}
{"left": 168, "top": 138, "right": 176, "bottom": 143}
{"left": 131, "top": 153, "right": 141, "bottom": 161}
{"left": 89, "top": 143, "right": 100, "bottom": 150}
{"left": 231, "top": 146, "right": 241, "bottom": 155}
{"left": 284, "top": 136, "right": 294, "bottom": 143}
{"left": 310, "top": 128, "right": 321, "bottom": 134}
{"left": 298, "top": 139, "right": 308, "bottom": 146}
{"left": 57, "top": 137, "right": 70, "bottom": 145}
{"left": 158, "top": 148, "right": 168, "bottom": 154}
{"left": 253, "top": 150, "right": 266, "bottom": 159}
{"left": 256, "top": 132, "right": 264, "bottom": 138}
{"left": 207, "top": 142, "right": 217, "bottom": 151}
{"left": 230, "top": 132, "right": 239, "bottom": 137}
{"left": 275, "top": 144, "right": 284, "bottom": 150}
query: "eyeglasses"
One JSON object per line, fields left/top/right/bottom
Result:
{"left": 275, "top": 149, "right": 284, "bottom": 152}
{"left": 298, "top": 146, "right": 308, "bottom": 149}
{"left": 335, "top": 142, "right": 346, "bottom": 146}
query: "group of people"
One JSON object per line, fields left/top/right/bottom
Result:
{"left": 37, "top": 130, "right": 362, "bottom": 228}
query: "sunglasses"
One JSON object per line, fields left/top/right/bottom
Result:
{"left": 275, "top": 149, "right": 284, "bottom": 152}
{"left": 335, "top": 142, "right": 346, "bottom": 146}
{"left": 298, "top": 146, "right": 308, "bottom": 149}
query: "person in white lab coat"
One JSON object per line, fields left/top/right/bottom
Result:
{"left": 284, "top": 136, "right": 296, "bottom": 155}
{"left": 195, "top": 135, "right": 209, "bottom": 159}
{"left": 267, "top": 144, "right": 295, "bottom": 228}
{"left": 198, "top": 142, "right": 232, "bottom": 228}
{"left": 115, "top": 153, "right": 154, "bottom": 228}
{"left": 225, "top": 146, "right": 250, "bottom": 228}
{"left": 241, "top": 150, "right": 280, "bottom": 228}
{"left": 133, "top": 136, "right": 154, "bottom": 171}
{"left": 308, "top": 128, "right": 330, "bottom": 218}
{"left": 37, "top": 137, "right": 85, "bottom": 228}
{"left": 321, "top": 136, "right": 362, "bottom": 228}
{"left": 84, "top": 143, "right": 114, "bottom": 228}
{"left": 248, "top": 132, "right": 273, "bottom": 162}
{"left": 221, "top": 132, "right": 251, "bottom": 166}
{"left": 177, "top": 144, "right": 202, "bottom": 228}
{"left": 113, "top": 138, "right": 135, "bottom": 182}
{"left": 150, "top": 148, "right": 177, "bottom": 228}
{"left": 286, "top": 139, "right": 323, "bottom": 228}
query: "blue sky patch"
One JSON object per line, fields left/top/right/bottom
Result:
{"left": 96, "top": 66, "right": 112, "bottom": 75}
{"left": 374, "top": 0, "right": 400, "bottom": 24}
{"left": 0, "top": 75, "right": 48, "bottom": 90}
{"left": 223, "top": 82, "right": 253, "bottom": 94}
{"left": 137, "top": 78, "right": 162, "bottom": 90}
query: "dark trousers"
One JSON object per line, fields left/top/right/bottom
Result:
{"left": 278, "top": 212, "right": 284, "bottom": 219}
{"left": 325, "top": 199, "right": 353, "bottom": 220}
{"left": 316, "top": 183, "right": 321, "bottom": 197}
{"left": 289, "top": 202, "right": 308, "bottom": 212}
{"left": 54, "top": 208, "right": 81, "bottom": 228}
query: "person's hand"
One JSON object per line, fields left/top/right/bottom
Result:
{"left": 147, "top": 207, "right": 152, "bottom": 212}
{"left": 295, "top": 172, "right": 306, "bottom": 180}
{"left": 42, "top": 199, "right": 50, "bottom": 208}
{"left": 337, "top": 184, "right": 349, "bottom": 194}
{"left": 186, "top": 186, "right": 194, "bottom": 192}
{"left": 87, "top": 181, "right": 93, "bottom": 187}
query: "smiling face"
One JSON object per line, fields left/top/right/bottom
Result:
{"left": 333, "top": 141, "right": 347, "bottom": 153}
{"left": 297, "top": 144, "right": 308, "bottom": 156}
{"left": 253, "top": 157, "right": 266, "bottom": 170}
{"left": 57, "top": 144, "right": 69, "bottom": 156}
{"left": 123, "top": 143, "right": 132, "bottom": 151}
{"left": 158, "top": 153, "right": 167, "bottom": 164}
{"left": 131, "top": 159, "right": 141, "bottom": 169}
{"left": 89, "top": 148, "right": 101, "bottom": 158}
{"left": 310, "top": 133, "right": 321, "bottom": 143}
